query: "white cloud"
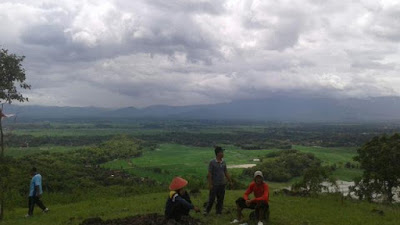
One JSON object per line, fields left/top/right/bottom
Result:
{"left": 1, "top": 0, "right": 400, "bottom": 107}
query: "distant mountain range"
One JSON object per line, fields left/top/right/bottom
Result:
{"left": 3, "top": 96, "right": 400, "bottom": 122}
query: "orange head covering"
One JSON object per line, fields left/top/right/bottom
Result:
{"left": 169, "top": 177, "right": 188, "bottom": 191}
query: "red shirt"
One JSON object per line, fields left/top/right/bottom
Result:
{"left": 243, "top": 181, "right": 269, "bottom": 203}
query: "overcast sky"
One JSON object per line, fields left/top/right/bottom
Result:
{"left": 1, "top": 0, "right": 400, "bottom": 108}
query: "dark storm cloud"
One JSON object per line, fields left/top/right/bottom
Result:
{"left": 1, "top": 0, "right": 400, "bottom": 107}
{"left": 367, "top": 6, "right": 400, "bottom": 42}
{"left": 351, "top": 61, "right": 396, "bottom": 71}
{"left": 144, "top": 0, "right": 226, "bottom": 15}
{"left": 18, "top": 1, "right": 220, "bottom": 64}
{"left": 21, "top": 24, "right": 67, "bottom": 46}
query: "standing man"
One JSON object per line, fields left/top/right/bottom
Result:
{"left": 204, "top": 146, "right": 231, "bottom": 215}
{"left": 26, "top": 167, "right": 49, "bottom": 217}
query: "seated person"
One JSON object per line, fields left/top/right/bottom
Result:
{"left": 165, "top": 177, "right": 200, "bottom": 221}
{"left": 232, "top": 171, "right": 269, "bottom": 225}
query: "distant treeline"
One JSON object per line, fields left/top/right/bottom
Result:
{"left": 4, "top": 134, "right": 113, "bottom": 147}
{"left": 136, "top": 130, "right": 378, "bottom": 148}
{"left": 3, "top": 130, "right": 385, "bottom": 150}
{"left": 133, "top": 123, "right": 400, "bottom": 148}
{"left": 5, "top": 122, "right": 400, "bottom": 149}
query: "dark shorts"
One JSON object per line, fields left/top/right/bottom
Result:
{"left": 236, "top": 197, "right": 269, "bottom": 210}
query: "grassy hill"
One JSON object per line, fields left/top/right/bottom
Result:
{"left": 2, "top": 190, "right": 399, "bottom": 225}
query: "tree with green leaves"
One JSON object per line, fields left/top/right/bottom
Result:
{"left": 0, "top": 48, "right": 31, "bottom": 220}
{"left": 291, "top": 165, "right": 336, "bottom": 195}
{"left": 0, "top": 48, "right": 30, "bottom": 156}
{"left": 353, "top": 133, "right": 400, "bottom": 203}
{"left": 0, "top": 49, "right": 30, "bottom": 104}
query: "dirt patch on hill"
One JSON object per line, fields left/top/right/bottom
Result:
{"left": 80, "top": 213, "right": 201, "bottom": 225}
{"left": 227, "top": 164, "right": 256, "bottom": 169}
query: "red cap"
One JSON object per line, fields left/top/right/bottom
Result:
{"left": 169, "top": 177, "right": 188, "bottom": 191}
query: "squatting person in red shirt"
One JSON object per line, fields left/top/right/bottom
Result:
{"left": 231, "top": 171, "right": 269, "bottom": 225}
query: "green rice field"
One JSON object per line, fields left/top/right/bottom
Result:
{"left": 103, "top": 143, "right": 361, "bottom": 184}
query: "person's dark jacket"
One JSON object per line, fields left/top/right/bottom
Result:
{"left": 165, "top": 191, "right": 194, "bottom": 217}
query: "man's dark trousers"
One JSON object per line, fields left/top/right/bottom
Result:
{"left": 205, "top": 184, "right": 225, "bottom": 214}
{"left": 28, "top": 196, "right": 46, "bottom": 215}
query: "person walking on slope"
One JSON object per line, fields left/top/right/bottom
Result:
{"left": 165, "top": 177, "right": 200, "bottom": 221}
{"left": 204, "top": 146, "right": 232, "bottom": 215}
{"left": 231, "top": 171, "right": 269, "bottom": 225}
{"left": 26, "top": 167, "right": 49, "bottom": 217}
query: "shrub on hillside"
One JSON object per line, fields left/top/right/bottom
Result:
{"left": 243, "top": 150, "right": 321, "bottom": 182}
{"left": 291, "top": 165, "right": 335, "bottom": 195}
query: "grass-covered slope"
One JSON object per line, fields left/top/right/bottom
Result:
{"left": 2, "top": 190, "right": 399, "bottom": 225}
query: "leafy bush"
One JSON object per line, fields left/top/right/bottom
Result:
{"left": 352, "top": 133, "right": 400, "bottom": 203}
{"left": 292, "top": 165, "right": 335, "bottom": 195}
{"left": 244, "top": 150, "right": 321, "bottom": 182}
